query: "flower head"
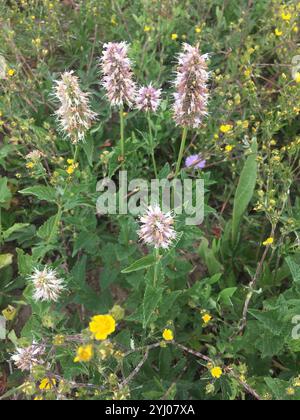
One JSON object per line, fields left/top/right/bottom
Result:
{"left": 54, "top": 71, "right": 97, "bottom": 144}
{"left": 136, "top": 84, "right": 161, "bottom": 112}
{"left": 29, "top": 266, "right": 65, "bottom": 302}
{"left": 89, "top": 314, "right": 116, "bottom": 341}
{"left": 11, "top": 343, "right": 45, "bottom": 372}
{"left": 138, "top": 205, "right": 177, "bottom": 249}
{"left": 162, "top": 329, "right": 174, "bottom": 341}
{"left": 210, "top": 366, "right": 223, "bottom": 379}
{"left": 100, "top": 42, "right": 137, "bottom": 107}
{"left": 173, "top": 43, "right": 209, "bottom": 128}
{"left": 39, "top": 378, "right": 56, "bottom": 391}
{"left": 74, "top": 344, "right": 93, "bottom": 363}
{"left": 185, "top": 154, "right": 206, "bottom": 169}
{"left": 202, "top": 314, "right": 212, "bottom": 324}
{"left": 263, "top": 237, "right": 274, "bottom": 246}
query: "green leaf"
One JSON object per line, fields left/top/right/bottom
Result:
{"left": 232, "top": 139, "right": 257, "bottom": 244}
{"left": 37, "top": 210, "right": 62, "bottom": 243}
{"left": 0, "top": 177, "right": 12, "bottom": 208}
{"left": 82, "top": 135, "right": 94, "bottom": 166}
{"left": 2, "top": 223, "right": 30, "bottom": 241}
{"left": 218, "top": 287, "right": 237, "bottom": 306}
{"left": 286, "top": 257, "right": 300, "bottom": 283}
{"left": 121, "top": 254, "right": 157, "bottom": 274}
{"left": 143, "top": 284, "right": 164, "bottom": 328}
{"left": 16, "top": 248, "right": 34, "bottom": 276}
{"left": 0, "top": 253, "right": 13, "bottom": 270}
{"left": 19, "top": 185, "right": 57, "bottom": 203}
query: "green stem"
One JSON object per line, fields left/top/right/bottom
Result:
{"left": 147, "top": 112, "right": 158, "bottom": 178}
{"left": 175, "top": 127, "right": 188, "bottom": 179}
{"left": 74, "top": 145, "right": 79, "bottom": 163}
{"left": 120, "top": 107, "right": 125, "bottom": 168}
{"left": 154, "top": 248, "right": 160, "bottom": 287}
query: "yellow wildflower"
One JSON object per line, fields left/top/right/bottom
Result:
{"left": 202, "top": 314, "right": 212, "bottom": 324}
{"left": 67, "top": 159, "right": 74, "bottom": 165}
{"left": 34, "top": 396, "right": 44, "bottom": 400}
{"left": 294, "top": 72, "right": 300, "bottom": 83}
{"left": 220, "top": 124, "right": 233, "bottom": 133}
{"left": 66, "top": 166, "right": 74, "bottom": 175}
{"left": 275, "top": 28, "right": 283, "bottom": 36}
{"left": 281, "top": 12, "right": 292, "bottom": 21}
{"left": 74, "top": 344, "right": 93, "bottom": 363}
{"left": 7, "top": 69, "right": 15, "bottom": 77}
{"left": 225, "top": 145, "right": 234, "bottom": 153}
{"left": 39, "top": 378, "right": 56, "bottom": 391}
{"left": 263, "top": 237, "right": 274, "bottom": 246}
{"left": 89, "top": 314, "right": 116, "bottom": 341}
{"left": 171, "top": 33, "right": 178, "bottom": 40}
{"left": 26, "top": 162, "right": 34, "bottom": 169}
{"left": 195, "top": 27, "right": 201, "bottom": 33}
{"left": 144, "top": 25, "right": 152, "bottom": 32}
{"left": 210, "top": 366, "right": 223, "bottom": 379}
{"left": 286, "top": 387, "right": 295, "bottom": 396}
{"left": 162, "top": 329, "right": 174, "bottom": 341}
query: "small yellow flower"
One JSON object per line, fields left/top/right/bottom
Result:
{"left": 202, "top": 314, "right": 212, "bottom": 324}
{"left": 89, "top": 314, "right": 116, "bottom": 341}
{"left": 66, "top": 165, "right": 75, "bottom": 175}
{"left": 263, "top": 237, "right": 274, "bottom": 246}
{"left": 162, "top": 329, "right": 174, "bottom": 341}
{"left": 220, "top": 124, "right": 233, "bottom": 134}
{"left": 294, "top": 72, "right": 300, "bottom": 83}
{"left": 34, "top": 396, "right": 43, "bottom": 400}
{"left": 275, "top": 28, "right": 283, "bottom": 37}
{"left": 210, "top": 366, "right": 223, "bottom": 379}
{"left": 195, "top": 27, "right": 201, "bottom": 33}
{"left": 39, "top": 378, "right": 56, "bottom": 391}
{"left": 7, "top": 69, "right": 15, "bottom": 77}
{"left": 144, "top": 25, "right": 152, "bottom": 32}
{"left": 286, "top": 387, "right": 295, "bottom": 396}
{"left": 53, "top": 334, "right": 65, "bottom": 346}
{"left": 281, "top": 12, "right": 292, "bottom": 21}
{"left": 244, "top": 69, "right": 251, "bottom": 78}
{"left": 74, "top": 344, "right": 93, "bottom": 363}
{"left": 225, "top": 145, "right": 234, "bottom": 153}
{"left": 26, "top": 162, "right": 34, "bottom": 169}
{"left": 171, "top": 33, "right": 178, "bottom": 40}
{"left": 67, "top": 159, "right": 74, "bottom": 165}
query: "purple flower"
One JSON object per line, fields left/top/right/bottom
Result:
{"left": 173, "top": 43, "right": 209, "bottom": 128}
{"left": 100, "top": 42, "right": 137, "bottom": 107}
{"left": 136, "top": 84, "right": 162, "bottom": 112}
{"left": 138, "top": 205, "right": 177, "bottom": 249}
{"left": 185, "top": 154, "right": 206, "bottom": 169}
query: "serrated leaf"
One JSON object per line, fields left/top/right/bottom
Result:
{"left": 286, "top": 257, "right": 300, "bottom": 283}
{"left": 19, "top": 185, "right": 57, "bottom": 203}
{"left": 121, "top": 254, "right": 157, "bottom": 274}
{"left": 37, "top": 210, "right": 61, "bottom": 243}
